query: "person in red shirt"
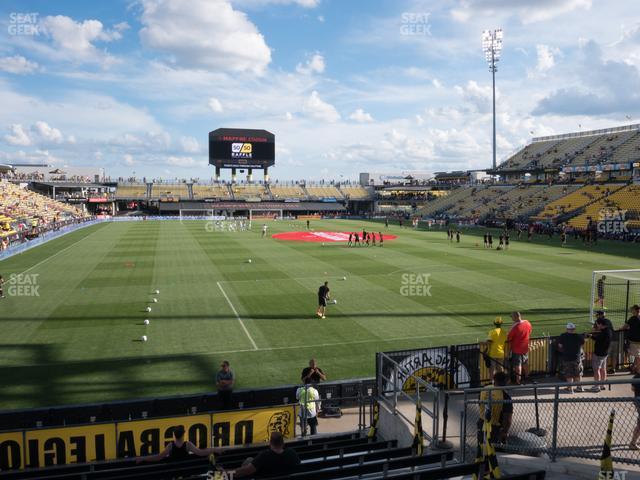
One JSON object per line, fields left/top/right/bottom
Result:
{"left": 507, "top": 311, "right": 532, "bottom": 385}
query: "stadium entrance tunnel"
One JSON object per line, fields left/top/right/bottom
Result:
{"left": 272, "top": 231, "right": 398, "bottom": 242}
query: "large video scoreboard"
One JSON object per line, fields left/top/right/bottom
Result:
{"left": 209, "top": 128, "right": 275, "bottom": 169}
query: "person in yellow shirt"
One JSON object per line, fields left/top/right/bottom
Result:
{"left": 486, "top": 317, "right": 507, "bottom": 378}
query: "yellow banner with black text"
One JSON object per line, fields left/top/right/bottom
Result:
{"left": 0, "top": 405, "right": 295, "bottom": 471}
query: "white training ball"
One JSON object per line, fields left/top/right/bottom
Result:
{"left": 248, "top": 259, "right": 252, "bottom": 263}
{"left": 333, "top": 299, "right": 338, "bottom": 304}
{"left": 153, "top": 298, "right": 158, "bottom": 303}
{"left": 343, "top": 276, "right": 347, "bottom": 281}
{"left": 141, "top": 335, "right": 148, "bottom": 342}
{"left": 322, "top": 242, "right": 325, "bottom": 246}
{"left": 144, "top": 319, "right": 150, "bottom": 325}
{"left": 155, "top": 290, "right": 160, "bottom": 294}
{"left": 146, "top": 306, "right": 152, "bottom": 312}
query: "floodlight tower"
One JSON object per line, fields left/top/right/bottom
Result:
{"left": 482, "top": 29, "right": 503, "bottom": 171}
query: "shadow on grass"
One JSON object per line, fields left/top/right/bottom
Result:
{"left": 0, "top": 343, "right": 220, "bottom": 410}
{"left": 1, "top": 307, "right": 589, "bottom": 323}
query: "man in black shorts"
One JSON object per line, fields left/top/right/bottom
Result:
{"left": 488, "top": 233, "right": 493, "bottom": 248}
{"left": 557, "top": 322, "right": 585, "bottom": 393}
{"left": 316, "top": 281, "right": 330, "bottom": 319}
{"left": 483, "top": 233, "right": 488, "bottom": 248}
{"left": 623, "top": 305, "right": 640, "bottom": 371}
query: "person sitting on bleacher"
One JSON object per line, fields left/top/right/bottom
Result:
{"left": 228, "top": 431, "right": 300, "bottom": 478}
{"left": 136, "top": 425, "right": 222, "bottom": 464}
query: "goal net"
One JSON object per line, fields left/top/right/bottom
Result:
{"left": 179, "top": 209, "right": 218, "bottom": 221}
{"left": 590, "top": 269, "right": 640, "bottom": 325}
{"left": 249, "top": 209, "right": 283, "bottom": 228}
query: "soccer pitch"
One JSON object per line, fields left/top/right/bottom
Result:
{"left": 1, "top": 219, "right": 638, "bottom": 410}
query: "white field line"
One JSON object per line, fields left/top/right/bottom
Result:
{"left": 207, "top": 331, "right": 478, "bottom": 356}
{"left": 18, "top": 225, "right": 104, "bottom": 276}
{"left": 12, "top": 330, "right": 488, "bottom": 368}
{"left": 217, "top": 281, "right": 259, "bottom": 350}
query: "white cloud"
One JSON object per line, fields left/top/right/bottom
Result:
{"left": 232, "top": 0, "right": 320, "bottom": 7}
{"left": 296, "top": 53, "right": 325, "bottom": 74}
{"left": 123, "top": 154, "right": 135, "bottom": 166}
{"left": 180, "top": 136, "right": 200, "bottom": 153}
{"left": 317, "top": 15, "right": 325, "bottom": 23}
{"left": 303, "top": 90, "right": 340, "bottom": 122}
{"left": 349, "top": 108, "right": 374, "bottom": 123}
{"left": 4, "top": 121, "right": 73, "bottom": 146}
{"left": 31, "top": 121, "right": 64, "bottom": 144}
{"left": 454, "top": 80, "right": 494, "bottom": 113}
{"left": 285, "top": 112, "right": 293, "bottom": 121}
{"left": 535, "top": 44, "right": 560, "bottom": 73}
{"left": 208, "top": 97, "right": 224, "bottom": 113}
{"left": 451, "top": 0, "right": 592, "bottom": 24}
{"left": 4, "top": 124, "right": 31, "bottom": 146}
{"left": 0, "top": 55, "right": 39, "bottom": 74}
{"left": 139, "top": 0, "right": 271, "bottom": 74}
{"left": 113, "top": 22, "right": 130, "bottom": 32}
{"left": 167, "top": 155, "right": 196, "bottom": 167}
{"left": 39, "top": 15, "right": 121, "bottom": 65}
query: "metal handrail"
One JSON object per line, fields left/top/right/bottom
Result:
{"left": 376, "top": 352, "right": 441, "bottom": 445}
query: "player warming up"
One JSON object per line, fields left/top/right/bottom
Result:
{"left": 261, "top": 224, "right": 268, "bottom": 238}
{"left": 316, "top": 281, "right": 330, "bottom": 319}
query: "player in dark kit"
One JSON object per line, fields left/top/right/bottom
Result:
{"left": 0, "top": 274, "right": 5, "bottom": 299}
{"left": 505, "top": 232, "right": 510, "bottom": 250}
{"left": 316, "top": 281, "right": 330, "bottom": 319}
{"left": 456, "top": 231, "right": 460, "bottom": 243}
{"left": 354, "top": 232, "right": 360, "bottom": 246}
{"left": 483, "top": 233, "right": 488, "bottom": 248}
{"left": 488, "top": 233, "right": 493, "bottom": 248}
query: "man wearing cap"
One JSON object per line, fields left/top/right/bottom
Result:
{"left": 557, "top": 322, "right": 585, "bottom": 393}
{"left": 623, "top": 305, "right": 640, "bottom": 371}
{"left": 486, "top": 317, "right": 507, "bottom": 378}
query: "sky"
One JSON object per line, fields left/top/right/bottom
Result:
{"left": 0, "top": 0, "right": 638, "bottom": 181}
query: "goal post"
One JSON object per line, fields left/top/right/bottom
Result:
{"left": 249, "top": 208, "right": 283, "bottom": 229}
{"left": 590, "top": 269, "right": 640, "bottom": 325}
{"left": 179, "top": 209, "right": 217, "bottom": 222}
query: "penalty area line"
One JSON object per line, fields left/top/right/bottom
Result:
{"left": 217, "top": 281, "right": 259, "bottom": 350}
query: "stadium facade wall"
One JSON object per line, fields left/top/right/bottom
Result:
{"left": 0, "top": 219, "right": 102, "bottom": 262}
{"left": 0, "top": 405, "right": 295, "bottom": 471}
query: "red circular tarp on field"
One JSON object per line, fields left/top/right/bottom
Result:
{"left": 272, "top": 231, "right": 398, "bottom": 242}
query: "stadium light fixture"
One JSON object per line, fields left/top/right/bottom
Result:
{"left": 482, "top": 28, "right": 503, "bottom": 171}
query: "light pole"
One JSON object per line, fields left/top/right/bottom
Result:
{"left": 482, "top": 29, "right": 503, "bottom": 171}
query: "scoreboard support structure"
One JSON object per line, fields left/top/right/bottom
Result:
{"left": 209, "top": 128, "right": 275, "bottom": 184}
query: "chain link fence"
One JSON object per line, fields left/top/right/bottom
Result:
{"left": 461, "top": 379, "right": 640, "bottom": 467}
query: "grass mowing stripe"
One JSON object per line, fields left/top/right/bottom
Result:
{"left": 217, "top": 281, "right": 259, "bottom": 350}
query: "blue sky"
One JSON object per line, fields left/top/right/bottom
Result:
{"left": 0, "top": 0, "right": 638, "bottom": 181}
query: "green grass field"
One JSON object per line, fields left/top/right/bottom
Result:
{"left": 1, "top": 219, "right": 639, "bottom": 411}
